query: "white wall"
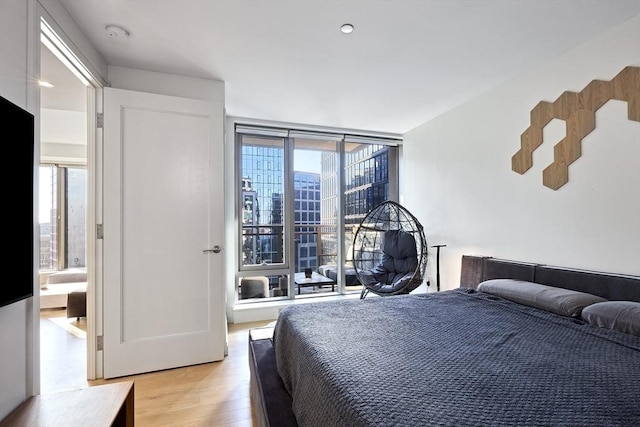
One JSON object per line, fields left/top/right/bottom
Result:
{"left": 41, "top": 109, "right": 87, "bottom": 163}
{"left": 402, "top": 16, "right": 640, "bottom": 291}
{"left": 107, "top": 66, "right": 224, "bottom": 104}
{"left": 1, "top": 0, "right": 107, "bottom": 419}
{"left": 0, "top": 0, "right": 36, "bottom": 420}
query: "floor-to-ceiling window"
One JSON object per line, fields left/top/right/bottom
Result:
{"left": 39, "top": 165, "right": 87, "bottom": 273}
{"left": 236, "top": 124, "right": 400, "bottom": 303}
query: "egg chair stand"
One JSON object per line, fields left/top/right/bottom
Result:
{"left": 352, "top": 200, "right": 428, "bottom": 299}
{"left": 431, "top": 244, "right": 446, "bottom": 292}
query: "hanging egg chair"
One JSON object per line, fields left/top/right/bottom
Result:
{"left": 352, "top": 200, "right": 428, "bottom": 298}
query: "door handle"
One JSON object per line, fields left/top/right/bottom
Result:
{"left": 203, "top": 245, "right": 222, "bottom": 254}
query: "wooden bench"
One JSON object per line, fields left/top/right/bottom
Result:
{"left": 0, "top": 381, "right": 134, "bottom": 427}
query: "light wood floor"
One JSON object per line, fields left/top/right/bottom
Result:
{"left": 40, "top": 309, "right": 273, "bottom": 426}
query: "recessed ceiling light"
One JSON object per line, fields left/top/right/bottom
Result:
{"left": 340, "top": 24, "right": 354, "bottom": 34}
{"left": 39, "top": 80, "right": 54, "bottom": 88}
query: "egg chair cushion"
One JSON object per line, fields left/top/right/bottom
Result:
{"left": 359, "top": 230, "right": 420, "bottom": 295}
{"left": 381, "top": 230, "right": 418, "bottom": 275}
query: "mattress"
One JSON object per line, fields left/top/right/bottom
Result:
{"left": 273, "top": 288, "right": 640, "bottom": 427}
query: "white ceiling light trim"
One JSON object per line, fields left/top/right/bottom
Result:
{"left": 340, "top": 23, "right": 354, "bottom": 34}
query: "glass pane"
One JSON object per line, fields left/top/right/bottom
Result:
{"left": 345, "top": 143, "right": 397, "bottom": 224}
{"left": 344, "top": 143, "right": 398, "bottom": 292}
{"left": 240, "top": 135, "right": 285, "bottom": 267}
{"left": 65, "top": 167, "right": 87, "bottom": 268}
{"left": 39, "top": 166, "right": 57, "bottom": 271}
{"left": 293, "top": 139, "right": 337, "bottom": 295}
{"left": 39, "top": 165, "right": 87, "bottom": 276}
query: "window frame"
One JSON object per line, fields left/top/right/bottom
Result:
{"left": 235, "top": 132, "right": 290, "bottom": 275}
{"left": 39, "top": 163, "right": 87, "bottom": 273}
{"left": 234, "top": 123, "right": 401, "bottom": 302}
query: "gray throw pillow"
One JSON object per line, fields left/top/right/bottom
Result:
{"left": 478, "top": 279, "right": 607, "bottom": 318}
{"left": 581, "top": 301, "right": 640, "bottom": 337}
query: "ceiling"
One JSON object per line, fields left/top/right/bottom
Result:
{"left": 47, "top": 0, "right": 639, "bottom": 135}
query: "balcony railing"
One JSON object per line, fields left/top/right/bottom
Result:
{"left": 241, "top": 225, "right": 284, "bottom": 265}
{"left": 241, "top": 223, "right": 355, "bottom": 270}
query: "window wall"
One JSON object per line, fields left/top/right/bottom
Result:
{"left": 236, "top": 125, "right": 400, "bottom": 303}
{"left": 39, "top": 165, "right": 87, "bottom": 273}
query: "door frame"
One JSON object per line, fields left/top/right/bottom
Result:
{"left": 38, "top": 12, "right": 106, "bottom": 381}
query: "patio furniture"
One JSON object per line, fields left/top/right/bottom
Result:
{"left": 240, "top": 276, "right": 269, "bottom": 299}
{"left": 294, "top": 272, "right": 335, "bottom": 294}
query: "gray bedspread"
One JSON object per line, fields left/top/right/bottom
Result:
{"left": 273, "top": 288, "right": 640, "bottom": 427}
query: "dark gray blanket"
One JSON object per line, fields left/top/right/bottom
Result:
{"left": 273, "top": 289, "right": 640, "bottom": 427}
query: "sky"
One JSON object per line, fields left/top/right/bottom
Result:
{"left": 294, "top": 150, "right": 321, "bottom": 174}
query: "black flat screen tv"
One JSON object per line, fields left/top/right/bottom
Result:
{"left": 0, "top": 95, "right": 34, "bottom": 308}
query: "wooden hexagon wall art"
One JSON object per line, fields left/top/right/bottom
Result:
{"left": 512, "top": 66, "right": 640, "bottom": 190}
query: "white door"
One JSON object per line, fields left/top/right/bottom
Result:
{"left": 102, "top": 87, "right": 225, "bottom": 378}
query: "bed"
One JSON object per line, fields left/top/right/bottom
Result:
{"left": 249, "top": 256, "right": 640, "bottom": 426}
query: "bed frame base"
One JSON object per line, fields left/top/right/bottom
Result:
{"left": 249, "top": 330, "right": 297, "bottom": 427}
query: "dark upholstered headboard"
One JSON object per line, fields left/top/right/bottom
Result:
{"left": 460, "top": 255, "right": 640, "bottom": 303}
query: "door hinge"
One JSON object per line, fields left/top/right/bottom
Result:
{"left": 96, "top": 112, "right": 104, "bottom": 128}
{"left": 97, "top": 335, "right": 104, "bottom": 351}
{"left": 97, "top": 224, "right": 104, "bottom": 239}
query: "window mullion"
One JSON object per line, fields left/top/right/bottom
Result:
{"left": 285, "top": 136, "right": 296, "bottom": 299}
{"left": 57, "top": 166, "right": 66, "bottom": 271}
{"left": 337, "top": 141, "right": 346, "bottom": 294}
